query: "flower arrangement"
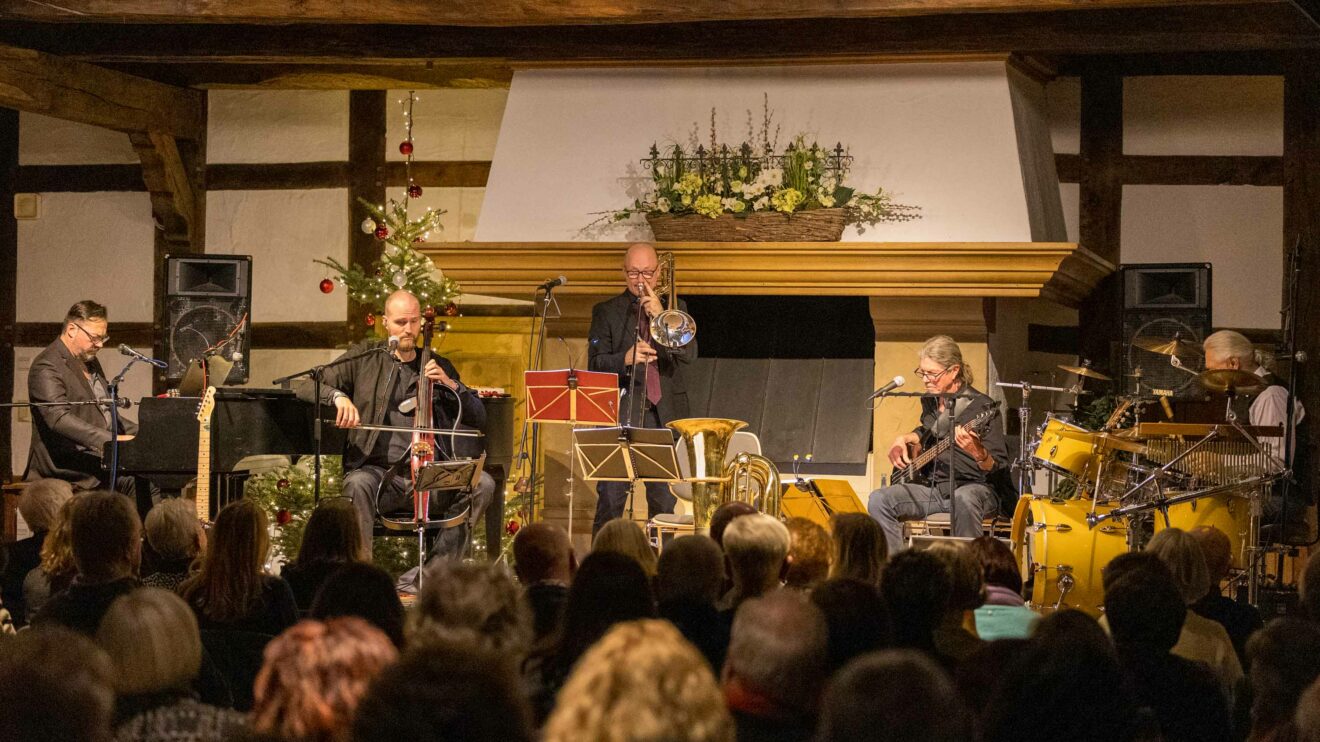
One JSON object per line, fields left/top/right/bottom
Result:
{"left": 591, "top": 99, "right": 920, "bottom": 237}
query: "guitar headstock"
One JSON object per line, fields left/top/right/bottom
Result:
{"left": 970, "top": 402, "right": 1002, "bottom": 432}
{"left": 196, "top": 386, "right": 217, "bottom": 423}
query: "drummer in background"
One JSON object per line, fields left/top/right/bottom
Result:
{"left": 1202, "top": 330, "right": 1305, "bottom": 465}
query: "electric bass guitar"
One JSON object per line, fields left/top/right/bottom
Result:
{"left": 889, "top": 403, "right": 1001, "bottom": 487}
{"left": 194, "top": 386, "right": 216, "bottom": 525}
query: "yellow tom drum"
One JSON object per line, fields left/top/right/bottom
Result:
{"left": 1034, "top": 418, "right": 1105, "bottom": 483}
{"left": 1012, "top": 497, "right": 1129, "bottom": 617}
{"left": 1154, "top": 495, "right": 1250, "bottom": 570}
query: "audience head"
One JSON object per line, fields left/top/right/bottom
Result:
{"left": 1294, "top": 675, "right": 1320, "bottom": 742}
{"left": 1104, "top": 564, "right": 1185, "bottom": 654}
{"left": 1301, "top": 549, "right": 1320, "bottom": 622}
{"left": 1145, "top": 527, "right": 1212, "bottom": 605}
{"left": 143, "top": 497, "right": 205, "bottom": 564}
{"left": 512, "top": 522, "right": 576, "bottom": 585}
{"left": 1031, "top": 609, "right": 1111, "bottom": 655}
{"left": 966, "top": 535, "right": 1023, "bottom": 595}
{"left": 543, "top": 620, "right": 733, "bottom": 742}
{"left": 407, "top": 560, "right": 532, "bottom": 658}
{"left": 655, "top": 535, "right": 724, "bottom": 606}
{"left": 179, "top": 498, "right": 271, "bottom": 622}
{"left": 0, "top": 627, "right": 115, "bottom": 742}
{"left": 39, "top": 497, "right": 78, "bottom": 581}
{"left": 879, "top": 548, "right": 952, "bottom": 650}
{"left": 1190, "top": 525, "right": 1233, "bottom": 589}
{"left": 722, "top": 513, "right": 790, "bottom": 598}
{"left": 723, "top": 591, "right": 828, "bottom": 717}
{"left": 783, "top": 517, "right": 831, "bottom": 590}
{"left": 70, "top": 490, "right": 141, "bottom": 582}
{"left": 554, "top": 551, "right": 656, "bottom": 667}
{"left": 18, "top": 478, "right": 73, "bottom": 534}
{"left": 829, "top": 513, "right": 886, "bottom": 586}
{"left": 1100, "top": 550, "right": 1169, "bottom": 592}
{"left": 810, "top": 577, "right": 891, "bottom": 673}
{"left": 817, "top": 650, "right": 970, "bottom": 742}
{"left": 253, "top": 617, "right": 398, "bottom": 742}
{"left": 309, "top": 562, "right": 406, "bottom": 648}
{"left": 1247, "top": 618, "right": 1320, "bottom": 738}
{"left": 708, "top": 501, "right": 757, "bottom": 547}
{"left": 295, "top": 498, "right": 366, "bottom": 567}
{"left": 592, "top": 518, "right": 657, "bottom": 577}
{"left": 95, "top": 588, "right": 201, "bottom": 697}
{"left": 352, "top": 643, "right": 533, "bottom": 742}
{"left": 926, "top": 542, "right": 986, "bottom": 613}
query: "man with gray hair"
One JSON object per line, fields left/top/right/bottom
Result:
{"left": 719, "top": 513, "right": 790, "bottom": 613}
{"left": 722, "top": 591, "right": 828, "bottom": 742}
{"left": 2, "top": 478, "right": 73, "bottom": 627}
{"left": 867, "top": 335, "right": 1009, "bottom": 553}
{"left": 141, "top": 498, "right": 205, "bottom": 591}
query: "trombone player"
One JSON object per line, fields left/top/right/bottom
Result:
{"left": 587, "top": 242, "right": 698, "bottom": 535}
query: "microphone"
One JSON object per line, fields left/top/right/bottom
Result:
{"left": 118, "top": 344, "right": 168, "bottom": 369}
{"left": 97, "top": 397, "right": 133, "bottom": 409}
{"left": 867, "top": 375, "right": 906, "bottom": 401}
{"left": 538, "top": 275, "right": 567, "bottom": 291}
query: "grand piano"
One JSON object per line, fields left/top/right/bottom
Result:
{"left": 105, "top": 388, "right": 515, "bottom": 539}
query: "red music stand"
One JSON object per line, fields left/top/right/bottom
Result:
{"left": 525, "top": 369, "right": 620, "bottom": 425}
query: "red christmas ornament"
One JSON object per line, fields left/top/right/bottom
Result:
{"left": 277, "top": 478, "right": 291, "bottom": 489}
{"left": 276, "top": 509, "right": 292, "bottom": 526}
{"left": 443, "top": 302, "right": 459, "bottom": 317}
{"left": 398, "top": 140, "right": 414, "bottom": 156}
{"left": 505, "top": 520, "right": 520, "bottom": 536}
{"left": 365, "top": 313, "right": 376, "bottom": 327}
{"left": 407, "top": 183, "right": 423, "bottom": 199}
{"left": 319, "top": 278, "right": 334, "bottom": 294}
{"left": 374, "top": 225, "right": 390, "bottom": 240}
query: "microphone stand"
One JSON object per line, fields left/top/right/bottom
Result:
{"left": 513, "top": 283, "right": 560, "bottom": 523}
{"left": 106, "top": 357, "right": 144, "bottom": 490}
{"left": 273, "top": 343, "right": 394, "bottom": 502}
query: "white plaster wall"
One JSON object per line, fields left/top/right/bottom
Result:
{"left": 205, "top": 189, "right": 349, "bottom": 323}
{"left": 384, "top": 89, "right": 508, "bottom": 161}
{"left": 11, "top": 345, "right": 157, "bottom": 476}
{"left": 16, "top": 192, "right": 155, "bottom": 322}
{"left": 1124, "top": 76, "right": 1283, "bottom": 156}
{"left": 478, "top": 63, "right": 1037, "bottom": 242}
{"left": 1121, "top": 185, "right": 1282, "bottom": 329}
{"left": 208, "top": 91, "right": 350, "bottom": 163}
{"left": 1045, "top": 77, "right": 1081, "bottom": 156}
{"left": 384, "top": 186, "right": 484, "bottom": 241}
{"left": 18, "top": 113, "right": 139, "bottom": 165}
{"left": 239, "top": 348, "right": 343, "bottom": 389}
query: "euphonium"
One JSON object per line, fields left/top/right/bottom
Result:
{"left": 666, "top": 418, "right": 783, "bottom": 530}
{"left": 650, "top": 252, "right": 696, "bottom": 349}
{"left": 725, "top": 452, "right": 782, "bottom": 519}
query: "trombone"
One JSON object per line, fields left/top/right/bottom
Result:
{"left": 649, "top": 252, "right": 696, "bottom": 349}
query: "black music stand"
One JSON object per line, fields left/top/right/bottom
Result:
{"left": 379, "top": 454, "right": 486, "bottom": 592}
{"left": 574, "top": 427, "right": 682, "bottom": 522}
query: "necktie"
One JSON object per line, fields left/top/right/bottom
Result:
{"left": 637, "top": 307, "right": 662, "bottom": 407}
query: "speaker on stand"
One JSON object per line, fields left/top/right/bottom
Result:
{"left": 165, "top": 255, "right": 252, "bottom": 386}
{"left": 1120, "top": 263, "right": 1212, "bottom": 400}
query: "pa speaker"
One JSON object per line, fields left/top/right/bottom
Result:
{"left": 165, "top": 255, "right": 251, "bottom": 385}
{"left": 1120, "top": 263, "right": 1211, "bottom": 400}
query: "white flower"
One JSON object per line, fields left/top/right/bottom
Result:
{"left": 818, "top": 191, "right": 835, "bottom": 208}
{"left": 657, "top": 197, "right": 672, "bottom": 213}
{"left": 753, "top": 196, "right": 770, "bottom": 210}
{"left": 804, "top": 161, "right": 814, "bottom": 170}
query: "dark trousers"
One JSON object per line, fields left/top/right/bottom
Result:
{"left": 342, "top": 464, "right": 495, "bottom": 562}
{"left": 592, "top": 405, "right": 676, "bottom": 535}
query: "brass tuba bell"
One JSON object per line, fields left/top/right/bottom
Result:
{"left": 666, "top": 417, "right": 781, "bottom": 531}
{"left": 650, "top": 252, "right": 696, "bottom": 349}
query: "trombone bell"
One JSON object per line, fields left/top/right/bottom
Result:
{"left": 650, "top": 251, "right": 696, "bottom": 349}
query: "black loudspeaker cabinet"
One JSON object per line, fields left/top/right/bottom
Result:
{"left": 164, "top": 255, "right": 252, "bottom": 385}
{"left": 1120, "top": 263, "right": 1211, "bottom": 400}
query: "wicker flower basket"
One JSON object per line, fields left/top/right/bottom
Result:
{"left": 646, "top": 207, "right": 848, "bottom": 242}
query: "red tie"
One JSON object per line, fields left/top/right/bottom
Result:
{"left": 638, "top": 309, "right": 662, "bottom": 407}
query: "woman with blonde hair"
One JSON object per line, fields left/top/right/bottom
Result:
{"left": 542, "top": 619, "right": 733, "bottom": 742}
{"left": 179, "top": 499, "right": 297, "bottom": 636}
{"left": 251, "top": 617, "right": 397, "bottom": 742}
{"left": 141, "top": 498, "right": 205, "bottom": 591}
{"left": 23, "top": 496, "right": 78, "bottom": 622}
{"left": 592, "top": 518, "right": 658, "bottom": 577}
{"left": 96, "top": 587, "right": 246, "bottom": 741}
{"left": 829, "top": 513, "right": 886, "bottom": 586}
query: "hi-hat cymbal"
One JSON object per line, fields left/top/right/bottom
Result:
{"left": 1058, "top": 364, "right": 1113, "bottom": 381}
{"left": 1133, "top": 336, "right": 1201, "bottom": 356}
{"left": 1197, "top": 368, "right": 1266, "bottom": 394}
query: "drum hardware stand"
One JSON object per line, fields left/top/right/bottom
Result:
{"left": 995, "top": 381, "right": 1084, "bottom": 497}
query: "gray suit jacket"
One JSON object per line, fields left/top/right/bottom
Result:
{"left": 588, "top": 290, "right": 697, "bottom": 426}
{"left": 25, "top": 339, "right": 136, "bottom": 488}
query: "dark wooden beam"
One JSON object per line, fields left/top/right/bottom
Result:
{"left": 0, "top": 43, "right": 203, "bottom": 139}
{"left": 1283, "top": 51, "right": 1320, "bottom": 503}
{"left": 1053, "top": 51, "right": 1288, "bottom": 76}
{"left": 14, "top": 321, "right": 355, "bottom": 350}
{"left": 207, "top": 162, "right": 351, "bottom": 190}
{"left": 0, "top": 0, "right": 1278, "bottom": 27}
{"left": 13, "top": 323, "right": 155, "bottom": 347}
{"left": 1076, "top": 71, "right": 1126, "bottom": 378}
{"left": 1, "top": 109, "right": 17, "bottom": 480}
{"left": 1056, "top": 153, "right": 1284, "bottom": 186}
{"left": 1288, "top": 0, "right": 1320, "bottom": 27}
{"left": 104, "top": 62, "right": 514, "bottom": 90}
{"left": 131, "top": 130, "right": 198, "bottom": 245}
{"left": 347, "top": 92, "right": 386, "bottom": 339}
{"left": 383, "top": 162, "right": 491, "bottom": 188}
{"left": 15, "top": 164, "right": 146, "bottom": 192}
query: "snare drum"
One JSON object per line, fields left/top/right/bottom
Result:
{"left": 1012, "top": 497, "right": 1129, "bottom": 616}
{"left": 1034, "top": 418, "right": 1105, "bottom": 482}
{"left": 1153, "top": 494, "right": 1250, "bottom": 569}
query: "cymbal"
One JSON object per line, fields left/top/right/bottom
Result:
{"left": 1058, "top": 364, "right": 1113, "bottom": 381}
{"left": 1133, "top": 335, "right": 1201, "bottom": 356}
{"left": 1197, "top": 369, "right": 1266, "bottom": 394}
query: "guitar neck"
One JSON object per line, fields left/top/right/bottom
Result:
{"left": 195, "top": 422, "right": 211, "bottom": 523}
{"left": 894, "top": 436, "right": 954, "bottom": 484}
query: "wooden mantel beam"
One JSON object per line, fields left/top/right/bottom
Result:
{"left": 0, "top": 0, "right": 1281, "bottom": 27}
{"left": 0, "top": 43, "right": 203, "bottom": 140}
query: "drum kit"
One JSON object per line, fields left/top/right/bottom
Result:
{"left": 1001, "top": 340, "right": 1287, "bottom": 616}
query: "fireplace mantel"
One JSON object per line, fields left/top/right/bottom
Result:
{"left": 418, "top": 241, "right": 1112, "bottom": 307}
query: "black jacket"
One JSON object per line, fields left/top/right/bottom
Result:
{"left": 588, "top": 290, "right": 697, "bottom": 426}
{"left": 294, "top": 339, "right": 486, "bottom": 470}
{"left": 26, "top": 339, "right": 136, "bottom": 488}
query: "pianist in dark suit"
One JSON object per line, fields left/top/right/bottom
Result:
{"left": 26, "top": 301, "right": 138, "bottom": 493}
{"left": 297, "top": 290, "right": 494, "bottom": 563}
